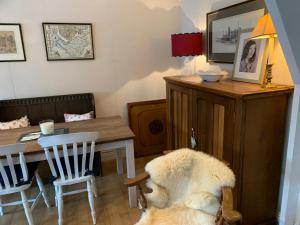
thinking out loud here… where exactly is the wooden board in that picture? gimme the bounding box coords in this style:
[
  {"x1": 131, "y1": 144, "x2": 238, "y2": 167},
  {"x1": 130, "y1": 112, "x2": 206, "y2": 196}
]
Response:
[
  {"x1": 164, "y1": 75, "x2": 293, "y2": 99},
  {"x1": 128, "y1": 100, "x2": 166, "y2": 157}
]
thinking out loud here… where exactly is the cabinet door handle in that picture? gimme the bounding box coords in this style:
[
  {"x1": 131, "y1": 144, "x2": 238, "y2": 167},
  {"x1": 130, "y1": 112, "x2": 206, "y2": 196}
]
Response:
[{"x1": 191, "y1": 128, "x2": 197, "y2": 149}]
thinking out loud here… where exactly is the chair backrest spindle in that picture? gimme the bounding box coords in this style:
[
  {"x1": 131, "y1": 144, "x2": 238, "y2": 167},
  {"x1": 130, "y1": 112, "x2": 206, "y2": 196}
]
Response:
[
  {"x1": 0, "y1": 159, "x2": 10, "y2": 189},
  {"x1": 19, "y1": 153, "x2": 28, "y2": 182},
  {"x1": 89, "y1": 141, "x2": 96, "y2": 171},
  {"x1": 0, "y1": 143, "x2": 28, "y2": 190},
  {"x1": 62, "y1": 144, "x2": 72, "y2": 179},
  {"x1": 73, "y1": 143, "x2": 79, "y2": 178},
  {"x1": 6, "y1": 155, "x2": 18, "y2": 185},
  {"x1": 81, "y1": 141, "x2": 87, "y2": 176},
  {"x1": 44, "y1": 147, "x2": 58, "y2": 178}
]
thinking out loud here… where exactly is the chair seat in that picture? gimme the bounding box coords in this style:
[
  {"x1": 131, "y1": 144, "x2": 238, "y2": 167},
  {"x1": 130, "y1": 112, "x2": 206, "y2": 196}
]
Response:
[
  {"x1": 0, "y1": 162, "x2": 39, "y2": 189},
  {"x1": 0, "y1": 183, "x2": 31, "y2": 196},
  {"x1": 136, "y1": 204, "x2": 216, "y2": 225},
  {"x1": 53, "y1": 175, "x2": 93, "y2": 186}
]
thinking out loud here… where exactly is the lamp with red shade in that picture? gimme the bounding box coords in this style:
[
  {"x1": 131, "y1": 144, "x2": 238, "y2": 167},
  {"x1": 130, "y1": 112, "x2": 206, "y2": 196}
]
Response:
[{"x1": 171, "y1": 32, "x2": 203, "y2": 74}]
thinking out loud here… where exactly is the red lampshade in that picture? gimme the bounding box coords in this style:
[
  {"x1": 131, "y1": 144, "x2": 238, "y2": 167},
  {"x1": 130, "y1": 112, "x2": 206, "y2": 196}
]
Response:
[{"x1": 171, "y1": 33, "x2": 203, "y2": 57}]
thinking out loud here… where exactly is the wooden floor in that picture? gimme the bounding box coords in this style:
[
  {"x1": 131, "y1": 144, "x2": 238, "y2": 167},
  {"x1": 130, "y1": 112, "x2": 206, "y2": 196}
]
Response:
[{"x1": 0, "y1": 155, "x2": 157, "y2": 225}]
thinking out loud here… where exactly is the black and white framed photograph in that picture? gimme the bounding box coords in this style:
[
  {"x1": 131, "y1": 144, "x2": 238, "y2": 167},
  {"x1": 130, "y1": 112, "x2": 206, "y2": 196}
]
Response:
[
  {"x1": 0, "y1": 24, "x2": 26, "y2": 62},
  {"x1": 232, "y1": 29, "x2": 267, "y2": 84},
  {"x1": 42, "y1": 23, "x2": 94, "y2": 61},
  {"x1": 206, "y1": 0, "x2": 266, "y2": 63}
]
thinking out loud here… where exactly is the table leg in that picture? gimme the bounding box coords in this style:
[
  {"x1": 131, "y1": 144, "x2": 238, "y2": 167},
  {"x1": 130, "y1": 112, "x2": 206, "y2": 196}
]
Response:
[
  {"x1": 125, "y1": 139, "x2": 137, "y2": 208},
  {"x1": 115, "y1": 149, "x2": 123, "y2": 175}
]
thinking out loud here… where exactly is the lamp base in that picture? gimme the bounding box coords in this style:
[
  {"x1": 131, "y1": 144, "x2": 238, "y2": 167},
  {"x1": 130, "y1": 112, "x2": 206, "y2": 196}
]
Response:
[{"x1": 261, "y1": 64, "x2": 274, "y2": 88}]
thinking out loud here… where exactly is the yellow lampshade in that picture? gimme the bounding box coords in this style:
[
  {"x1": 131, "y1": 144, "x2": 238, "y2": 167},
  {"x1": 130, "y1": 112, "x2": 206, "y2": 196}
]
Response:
[{"x1": 251, "y1": 14, "x2": 277, "y2": 39}]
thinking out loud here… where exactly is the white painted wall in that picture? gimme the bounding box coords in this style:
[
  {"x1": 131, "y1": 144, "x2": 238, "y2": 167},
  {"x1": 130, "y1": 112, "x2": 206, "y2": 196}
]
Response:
[
  {"x1": 265, "y1": 1, "x2": 300, "y2": 225},
  {"x1": 0, "y1": 0, "x2": 293, "y2": 122},
  {"x1": 275, "y1": 0, "x2": 300, "y2": 83},
  {"x1": 181, "y1": 0, "x2": 293, "y2": 85},
  {"x1": 0, "y1": 0, "x2": 183, "y2": 121}
]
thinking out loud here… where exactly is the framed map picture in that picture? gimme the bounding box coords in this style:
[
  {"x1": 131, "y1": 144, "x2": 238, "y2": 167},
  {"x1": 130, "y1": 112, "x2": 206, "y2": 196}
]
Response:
[
  {"x1": 206, "y1": 0, "x2": 266, "y2": 63},
  {"x1": 0, "y1": 24, "x2": 26, "y2": 62},
  {"x1": 42, "y1": 23, "x2": 94, "y2": 61}
]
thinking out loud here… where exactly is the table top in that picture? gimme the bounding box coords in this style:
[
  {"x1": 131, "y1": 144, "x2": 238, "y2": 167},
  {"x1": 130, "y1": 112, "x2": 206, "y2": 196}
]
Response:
[{"x1": 0, "y1": 116, "x2": 135, "y2": 154}]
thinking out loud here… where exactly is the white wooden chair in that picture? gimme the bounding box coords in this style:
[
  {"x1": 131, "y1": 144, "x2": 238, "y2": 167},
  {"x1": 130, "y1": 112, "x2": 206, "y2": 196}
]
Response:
[
  {"x1": 38, "y1": 132, "x2": 99, "y2": 225},
  {"x1": 0, "y1": 143, "x2": 50, "y2": 225}
]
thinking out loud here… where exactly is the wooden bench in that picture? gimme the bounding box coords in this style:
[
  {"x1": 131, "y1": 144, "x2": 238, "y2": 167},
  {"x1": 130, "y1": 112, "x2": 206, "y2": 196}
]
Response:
[{"x1": 0, "y1": 93, "x2": 102, "y2": 176}]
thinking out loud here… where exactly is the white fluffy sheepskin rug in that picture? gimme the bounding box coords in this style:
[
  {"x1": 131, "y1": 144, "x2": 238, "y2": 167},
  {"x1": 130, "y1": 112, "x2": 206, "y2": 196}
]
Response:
[{"x1": 135, "y1": 148, "x2": 235, "y2": 225}]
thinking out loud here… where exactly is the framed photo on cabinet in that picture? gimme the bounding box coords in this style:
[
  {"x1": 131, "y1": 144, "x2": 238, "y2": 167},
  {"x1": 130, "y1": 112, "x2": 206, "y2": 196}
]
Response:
[
  {"x1": 0, "y1": 24, "x2": 26, "y2": 62},
  {"x1": 42, "y1": 23, "x2": 94, "y2": 61},
  {"x1": 232, "y1": 29, "x2": 267, "y2": 84},
  {"x1": 206, "y1": 0, "x2": 266, "y2": 63}
]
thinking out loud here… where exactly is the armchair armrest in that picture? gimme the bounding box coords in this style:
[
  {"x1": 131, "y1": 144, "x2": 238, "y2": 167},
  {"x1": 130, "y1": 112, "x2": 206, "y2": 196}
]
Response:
[
  {"x1": 124, "y1": 172, "x2": 150, "y2": 187},
  {"x1": 221, "y1": 187, "x2": 242, "y2": 224},
  {"x1": 124, "y1": 172, "x2": 151, "y2": 211}
]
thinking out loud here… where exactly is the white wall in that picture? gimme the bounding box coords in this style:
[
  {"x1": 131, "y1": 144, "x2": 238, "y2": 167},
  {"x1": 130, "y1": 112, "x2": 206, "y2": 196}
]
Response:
[
  {"x1": 275, "y1": 0, "x2": 300, "y2": 83},
  {"x1": 181, "y1": 0, "x2": 293, "y2": 85},
  {"x1": 0, "y1": 0, "x2": 293, "y2": 122},
  {"x1": 265, "y1": 1, "x2": 300, "y2": 224},
  {"x1": 0, "y1": 0, "x2": 183, "y2": 121}
]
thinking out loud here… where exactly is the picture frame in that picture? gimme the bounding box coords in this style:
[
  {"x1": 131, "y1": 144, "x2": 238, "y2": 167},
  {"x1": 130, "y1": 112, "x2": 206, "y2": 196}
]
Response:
[
  {"x1": 0, "y1": 23, "x2": 26, "y2": 62},
  {"x1": 232, "y1": 29, "x2": 267, "y2": 84},
  {"x1": 42, "y1": 23, "x2": 94, "y2": 61},
  {"x1": 206, "y1": 0, "x2": 266, "y2": 64}
]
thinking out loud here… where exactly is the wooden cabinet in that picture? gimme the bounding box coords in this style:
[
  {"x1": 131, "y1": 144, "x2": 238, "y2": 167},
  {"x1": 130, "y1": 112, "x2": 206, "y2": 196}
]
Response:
[
  {"x1": 128, "y1": 100, "x2": 167, "y2": 157},
  {"x1": 165, "y1": 75, "x2": 293, "y2": 225}
]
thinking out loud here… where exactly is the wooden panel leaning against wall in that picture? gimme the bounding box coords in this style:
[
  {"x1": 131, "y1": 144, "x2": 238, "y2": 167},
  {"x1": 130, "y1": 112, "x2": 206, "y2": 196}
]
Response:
[
  {"x1": 128, "y1": 100, "x2": 166, "y2": 157},
  {"x1": 164, "y1": 75, "x2": 293, "y2": 225}
]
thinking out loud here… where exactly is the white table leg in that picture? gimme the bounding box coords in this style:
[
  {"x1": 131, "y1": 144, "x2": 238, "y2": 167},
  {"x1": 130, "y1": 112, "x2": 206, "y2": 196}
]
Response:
[
  {"x1": 115, "y1": 148, "x2": 123, "y2": 175},
  {"x1": 125, "y1": 139, "x2": 137, "y2": 208}
]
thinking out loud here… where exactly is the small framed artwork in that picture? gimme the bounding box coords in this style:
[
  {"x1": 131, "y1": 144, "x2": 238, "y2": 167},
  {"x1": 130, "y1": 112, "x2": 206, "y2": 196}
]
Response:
[
  {"x1": 206, "y1": 0, "x2": 266, "y2": 63},
  {"x1": 42, "y1": 23, "x2": 94, "y2": 61},
  {"x1": 0, "y1": 24, "x2": 26, "y2": 62},
  {"x1": 232, "y1": 29, "x2": 267, "y2": 84}
]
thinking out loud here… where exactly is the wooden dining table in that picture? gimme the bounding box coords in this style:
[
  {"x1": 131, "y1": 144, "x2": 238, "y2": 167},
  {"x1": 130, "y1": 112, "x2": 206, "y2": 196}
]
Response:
[{"x1": 0, "y1": 116, "x2": 137, "y2": 208}]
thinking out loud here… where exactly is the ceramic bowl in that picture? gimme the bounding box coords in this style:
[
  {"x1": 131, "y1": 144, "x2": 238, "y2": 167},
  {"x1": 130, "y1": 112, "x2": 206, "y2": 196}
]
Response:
[
  {"x1": 198, "y1": 74, "x2": 223, "y2": 82},
  {"x1": 197, "y1": 71, "x2": 228, "y2": 82}
]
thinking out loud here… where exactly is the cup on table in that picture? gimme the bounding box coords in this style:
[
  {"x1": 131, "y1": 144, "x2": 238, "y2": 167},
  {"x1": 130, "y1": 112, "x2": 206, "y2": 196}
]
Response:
[{"x1": 39, "y1": 119, "x2": 55, "y2": 135}]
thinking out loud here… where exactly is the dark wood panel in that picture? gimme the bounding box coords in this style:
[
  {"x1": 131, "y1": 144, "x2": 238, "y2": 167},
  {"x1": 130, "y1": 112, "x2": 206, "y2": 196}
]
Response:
[
  {"x1": 241, "y1": 95, "x2": 289, "y2": 225},
  {"x1": 128, "y1": 100, "x2": 166, "y2": 157},
  {"x1": 192, "y1": 91, "x2": 235, "y2": 164},
  {"x1": 166, "y1": 84, "x2": 191, "y2": 150}
]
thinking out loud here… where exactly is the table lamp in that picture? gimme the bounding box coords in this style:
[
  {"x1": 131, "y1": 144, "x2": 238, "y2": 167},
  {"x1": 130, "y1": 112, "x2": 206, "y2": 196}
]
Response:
[
  {"x1": 251, "y1": 13, "x2": 277, "y2": 88},
  {"x1": 171, "y1": 33, "x2": 203, "y2": 74}
]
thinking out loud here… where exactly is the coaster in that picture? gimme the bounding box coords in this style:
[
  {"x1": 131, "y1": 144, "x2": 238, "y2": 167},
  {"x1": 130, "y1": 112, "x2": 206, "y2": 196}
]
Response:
[{"x1": 18, "y1": 128, "x2": 69, "y2": 142}]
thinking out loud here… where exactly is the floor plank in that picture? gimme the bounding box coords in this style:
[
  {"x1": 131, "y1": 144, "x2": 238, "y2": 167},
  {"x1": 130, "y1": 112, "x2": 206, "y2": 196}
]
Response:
[{"x1": 0, "y1": 154, "x2": 157, "y2": 225}]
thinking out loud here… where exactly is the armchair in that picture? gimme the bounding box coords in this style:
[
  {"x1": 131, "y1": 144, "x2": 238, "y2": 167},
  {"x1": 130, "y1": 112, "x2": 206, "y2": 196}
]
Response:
[{"x1": 125, "y1": 149, "x2": 242, "y2": 225}]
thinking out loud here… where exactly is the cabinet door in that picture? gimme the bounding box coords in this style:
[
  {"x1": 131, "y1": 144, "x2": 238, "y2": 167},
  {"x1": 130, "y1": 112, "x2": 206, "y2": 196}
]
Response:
[
  {"x1": 192, "y1": 91, "x2": 235, "y2": 164},
  {"x1": 166, "y1": 83, "x2": 191, "y2": 150}
]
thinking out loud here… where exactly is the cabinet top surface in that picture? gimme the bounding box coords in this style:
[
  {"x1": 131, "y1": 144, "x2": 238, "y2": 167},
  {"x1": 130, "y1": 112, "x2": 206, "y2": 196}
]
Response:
[{"x1": 164, "y1": 75, "x2": 294, "y2": 98}]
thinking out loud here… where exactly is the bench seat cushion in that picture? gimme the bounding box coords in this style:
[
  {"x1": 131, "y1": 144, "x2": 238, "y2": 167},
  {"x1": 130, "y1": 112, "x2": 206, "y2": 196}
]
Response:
[{"x1": 0, "y1": 116, "x2": 30, "y2": 130}]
